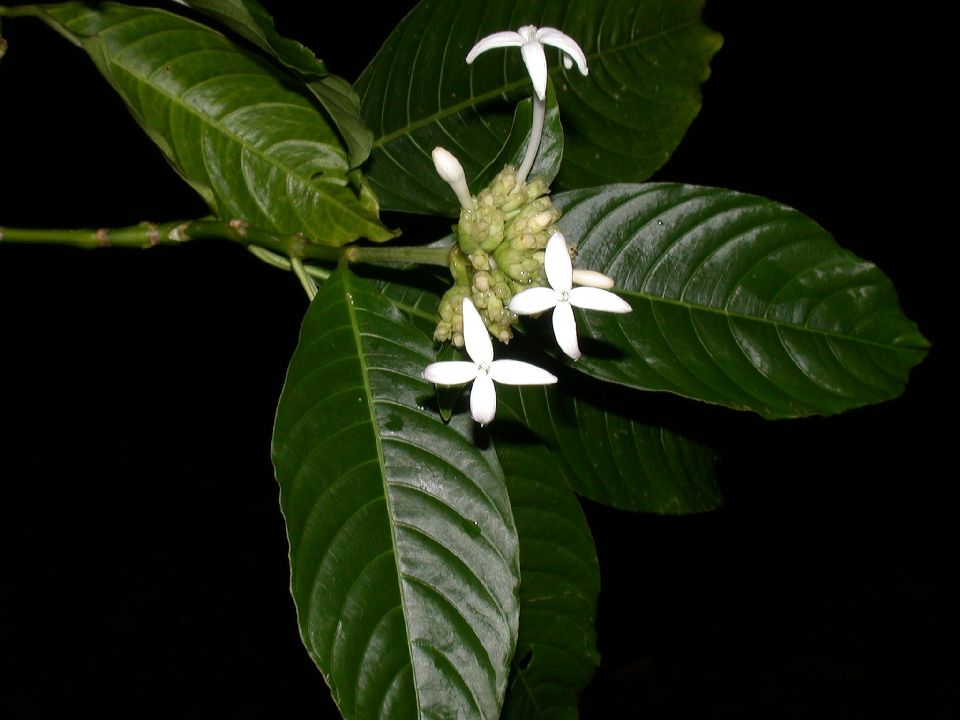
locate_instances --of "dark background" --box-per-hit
[0,2,949,718]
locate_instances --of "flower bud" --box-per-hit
[572,268,616,289]
[432,146,475,210]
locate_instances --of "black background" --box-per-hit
[0,2,949,718]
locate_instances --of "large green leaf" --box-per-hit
[356,0,720,214]
[498,382,720,514]
[272,268,520,719]
[552,184,930,418]
[27,2,390,245]
[174,0,374,165]
[493,435,599,719]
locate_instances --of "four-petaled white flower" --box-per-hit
[509,232,632,360]
[466,25,588,101]
[423,298,557,425]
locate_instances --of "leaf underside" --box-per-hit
[32,2,390,245]
[272,268,520,719]
[356,0,721,214]
[555,184,929,418]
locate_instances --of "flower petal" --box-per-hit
[569,287,632,313]
[489,359,558,386]
[544,232,573,292]
[461,298,493,365]
[423,361,479,386]
[536,27,589,76]
[552,300,581,360]
[520,39,549,100]
[466,31,523,64]
[508,286,559,315]
[470,372,497,425]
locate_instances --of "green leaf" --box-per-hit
[29,2,390,245]
[308,75,375,168]
[472,82,563,195]
[175,0,374,165]
[498,383,720,514]
[173,0,327,76]
[493,434,599,719]
[272,267,520,719]
[356,0,720,214]
[553,184,930,418]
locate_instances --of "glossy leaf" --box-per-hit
[308,75,375,168]
[356,0,720,214]
[173,0,327,76]
[498,382,720,514]
[492,433,599,720]
[553,184,930,418]
[176,0,374,165]
[29,2,390,245]
[272,268,520,719]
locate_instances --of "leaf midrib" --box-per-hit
[369,19,700,149]
[616,287,929,352]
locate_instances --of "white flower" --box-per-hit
[423,298,557,425]
[508,232,632,360]
[432,146,475,210]
[466,25,588,101]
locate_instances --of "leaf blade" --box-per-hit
[273,268,520,719]
[493,434,600,720]
[175,0,374,165]
[498,382,721,515]
[34,2,390,244]
[553,184,929,418]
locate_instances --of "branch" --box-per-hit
[0,219,452,267]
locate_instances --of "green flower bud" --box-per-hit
[448,245,471,286]
[473,271,491,293]
[469,250,491,271]
[434,285,471,343]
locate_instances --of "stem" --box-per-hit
[516,94,545,185]
[248,246,332,281]
[290,257,317,300]
[0,220,452,267]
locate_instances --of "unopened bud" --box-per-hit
[432,146,475,210]
[572,269,616,289]
[473,271,491,292]
[470,251,491,271]
[525,178,550,200]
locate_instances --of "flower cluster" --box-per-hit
[432,162,560,347]
[424,25,632,424]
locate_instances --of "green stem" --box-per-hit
[0,219,452,267]
[290,257,317,300]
